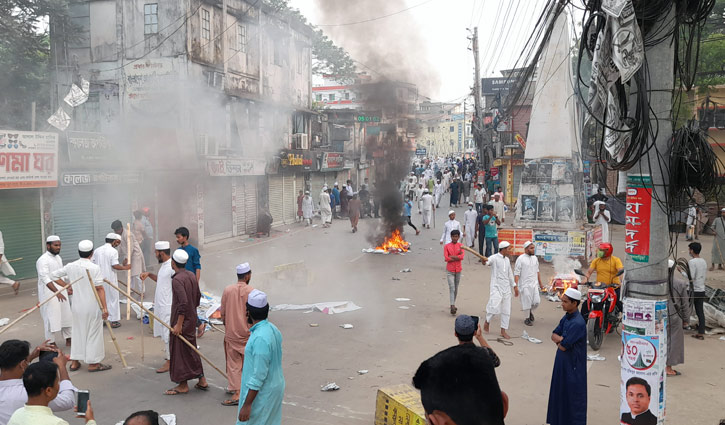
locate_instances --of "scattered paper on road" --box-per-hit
[358,370,368,375]
[400,268,412,273]
[521,331,542,344]
[395,298,411,302]
[0,318,9,327]
[340,324,354,329]
[587,354,606,361]
[272,301,362,315]
[321,382,340,391]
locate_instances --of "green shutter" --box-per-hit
[92,187,132,246]
[0,190,42,279]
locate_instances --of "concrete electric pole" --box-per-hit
[471,27,484,169]
[621,5,674,423]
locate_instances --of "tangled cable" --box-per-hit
[669,120,725,204]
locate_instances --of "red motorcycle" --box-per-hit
[574,269,623,350]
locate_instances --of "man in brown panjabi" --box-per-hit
[165,249,207,395]
[348,194,362,233]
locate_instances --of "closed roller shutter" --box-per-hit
[310,173,326,196]
[51,187,94,263]
[93,186,133,247]
[283,174,296,223]
[235,178,247,236]
[513,165,523,200]
[0,190,42,279]
[204,178,233,241]
[268,175,284,225]
[244,178,257,234]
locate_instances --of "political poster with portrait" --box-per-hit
[537,200,556,221]
[620,333,663,425]
[555,196,574,222]
[537,162,553,184]
[521,160,538,184]
[520,195,538,220]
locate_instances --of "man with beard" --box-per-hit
[140,241,173,373]
[165,249,207,395]
[35,236,72,347]
[237,289,285,425]
[93,233,131,329]
[514,241,543,326]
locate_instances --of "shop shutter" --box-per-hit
[235,178,247,236]
[51,187,95,263]
[283,174,296,223]
[93,186,133,247]
[243,178,257,234]
[0,190,42,279]
[268,175,284,225]
[204,178,233,241]
[513,165,523,200]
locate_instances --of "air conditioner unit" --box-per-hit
[292,133,308,150]
[197,134,218,156]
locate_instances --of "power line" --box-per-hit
[315,0,438,27]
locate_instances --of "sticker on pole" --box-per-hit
[625,174,652,262]
[622,335,657,370]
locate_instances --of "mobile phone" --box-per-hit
[76,390,90,416]
[38,350,58,363]
[471,315,480,330]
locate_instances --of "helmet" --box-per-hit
[598,243,613,258]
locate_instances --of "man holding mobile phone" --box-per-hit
[7,361,96,425]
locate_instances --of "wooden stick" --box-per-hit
[86,270,127,368]
[462,245,488,263]
[140,277,145,362]
[126,223,132,321]
[0,257,23,264]
[109,279,142,297]
[209,322,226,334]
[0,277,83,336]
[102,279,228,380]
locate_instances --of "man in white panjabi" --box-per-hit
[35,235,72,347]
[514,241,543,326]
[439,211,462,245]
[50,240,111,372]
[434,180,444,208]
[462,202,478,248]
[92,233,130,328]
[420,189,435,229]
[112,219,146,300]
[592,201,611,242]
[301,191,314,226]
[140,241,174,373]
[0,229,20,294]
[319,187,332,228]
[483,241,519,339]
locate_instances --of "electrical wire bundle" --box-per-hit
[669,120,725,203]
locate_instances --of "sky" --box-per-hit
[289,0,551,102]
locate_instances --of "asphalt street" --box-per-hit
[1,193,724,424]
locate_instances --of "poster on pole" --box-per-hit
[625,174,652,262]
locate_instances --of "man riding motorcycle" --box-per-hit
[581,243,624,320]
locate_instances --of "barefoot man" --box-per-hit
[165,249,207,395]
[484,241,519,339]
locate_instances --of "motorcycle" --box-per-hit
[574,268,624,350]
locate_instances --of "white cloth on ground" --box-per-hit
[514,253,541,311]
[36,251,72,341]
[51,258,106,364]
[92,243,121,322]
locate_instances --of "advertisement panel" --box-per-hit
[625,174,653,262]
[497,229,534,256]
[0,131,58,189]
[206,158,266,176]
[279,149,319,172]
[321,153,344,171]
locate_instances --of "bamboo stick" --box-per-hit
[102,278,228,380]
[0,257,24,264]
[140,278,145,362]
[209,322,226,334]
[461,245,488,263]
[126,223,132,320]
[107,279,142,297]
[0,277,83,336]
[86,270,128,368]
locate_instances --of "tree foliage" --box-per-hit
[264,0,356,81]
[695,0,725,91]
[0,0,71,130]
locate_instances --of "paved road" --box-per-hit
[1,195,723,424]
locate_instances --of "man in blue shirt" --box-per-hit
[237,289,285,425]
[174,226,203,337]
[477,205,500,257]
[403,196,420,235]
[332,183,341,219]
[547,288,587,425]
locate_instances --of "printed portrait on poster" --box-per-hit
[537,162,553,184]
[537,200,556,221]
[552,160,574,184]
[522,160,538,184]
[521,195,538,220]
[555,196,574,222]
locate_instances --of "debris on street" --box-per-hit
[340,324,354,329]
[321,382,340,391]
[272,301,361,315]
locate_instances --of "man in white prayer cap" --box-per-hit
[237,289,285,424]
[50,240,111,372]
[483,241,518,339]
[219,262,255,406]
[92,233,131,329]
[165,249,206,395]
[301,191,314,226]
[514,241,543,326]
[440,211,461,245]
[319,187,332,228]
[140,241,173,373]
[35,235,73,347]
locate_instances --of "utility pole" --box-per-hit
[471,27,484,168]
[621,5,674,423]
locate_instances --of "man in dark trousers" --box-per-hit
[546,288,587,425]
[165,249,207,395]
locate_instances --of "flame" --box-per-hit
[375,229,410,253]
[549,273,579,293]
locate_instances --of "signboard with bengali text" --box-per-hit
[206,158,266,176]
[0,130,58,189]
[625,174,652,262]
[497,229,534,256]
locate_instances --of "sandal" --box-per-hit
[164,388,188,395]
[110,321,121,329]
[692,334,704,340]
[88,364,112,372]
[524,318,533,326]
[221,399,239,406]
[194,383,209,391]
[667,370,682,376]
[69,362,81,372]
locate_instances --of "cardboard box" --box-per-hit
[374,384,426,425]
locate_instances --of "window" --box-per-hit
[201,9,210,40]
[344,92,350,100]
[329,94,335,101]
[236,24,246,52]
[144,4,158,35]
[450,126,454,132]
[316,94,322,101]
